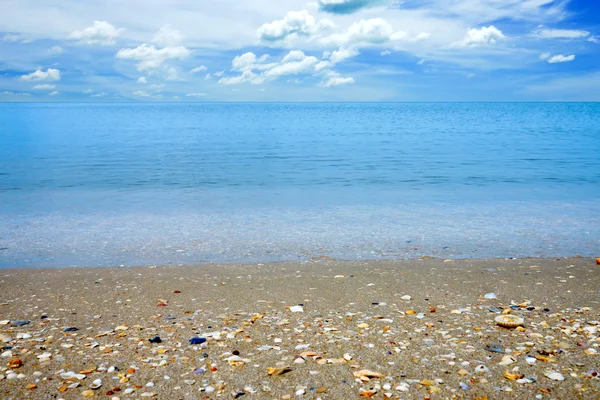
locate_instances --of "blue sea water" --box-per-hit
[0,102,599,268]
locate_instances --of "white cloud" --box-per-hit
[417,58,425,65]
[133,90,152,97]
[380,50,391,56]
[91,92,108,97]
[116,44,191,71]
[69,21,122,45]
[539,52,550,60]
[547,54,575,63]
[318,0,387,14]
[2,91,30,96]
[191,65,208,73]
[219,70,263,85]
[264,52,319,79]
[20,68,61,82]
[152,25,184,47]
[220,49,357,87]
[165,67,179,80]
[2,34,22,42]
[321,18,415,47]
[49,91,60,96]
[321,71,355,87]
[329,47,359,64]
[32,84,56,90]
[257,10,334,43]
[185,92,207,97]
[137,77,147,84]
[455,25,505,47]
[533,28,589,39]
[48,45,63,55]
[83,89,93,94]
[205,71,224,80]
[588,36,599,44]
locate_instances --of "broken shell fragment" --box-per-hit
[353,370,384,380]
[504,370,525,381]
[266,366,292,376]
[495,315,524,328]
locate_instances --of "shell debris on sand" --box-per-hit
[0,257,599,399]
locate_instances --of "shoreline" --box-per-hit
[1,254,597,271]
[1,257,599,398]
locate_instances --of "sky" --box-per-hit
[0,0,599,102]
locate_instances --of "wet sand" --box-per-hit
[1,257,599,399]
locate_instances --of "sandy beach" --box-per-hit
[1,257,599,399]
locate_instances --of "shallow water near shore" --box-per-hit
[1,103,599,268]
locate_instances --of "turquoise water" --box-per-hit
[0,103,599,267]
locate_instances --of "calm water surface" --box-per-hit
[1,103,599,267]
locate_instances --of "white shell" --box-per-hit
[90,379,102,389]
[544,371,565,381]
[495,315,524,328]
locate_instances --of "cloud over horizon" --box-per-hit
[0,0,599,101]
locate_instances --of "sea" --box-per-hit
[0,102,599,268]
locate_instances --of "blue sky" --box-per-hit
[1,0,599,102]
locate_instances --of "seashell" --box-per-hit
[504,370,524,381]
[495,315,524,328]
[474,365,489,374]
[353,370,384,380]
[484,293,497,299]
[90,378,102,389]
[544,371,565,381]
[266,366,292,376]
[499,355,516,366]
[400,295,412,301]
[596,257,600,265]
[0,334,12,343]
[289,305,303,313]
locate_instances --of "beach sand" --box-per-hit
[1,257,599,399]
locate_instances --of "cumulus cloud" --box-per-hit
[20,68,61,82]
[316,47,359,71]
[455,26,505,47]
[32,84,56,90]
[185,92,207,97]
[257,10,334,43]
[69,21,122,45]
[116,44,191,71]
[321,71,355,87]
[547,54,575,63]
[329,47,359,64]
[137,77,147,84]
[191,65,208,73]
[318,0,387,14]
[220,49,356,87]
[589,36,600,44]
[133,90,152,97]
[152,25,184,47]
[321,18,418,47]
[533,28,589,39]
[48,45,63,55]
[219,70,263,85]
